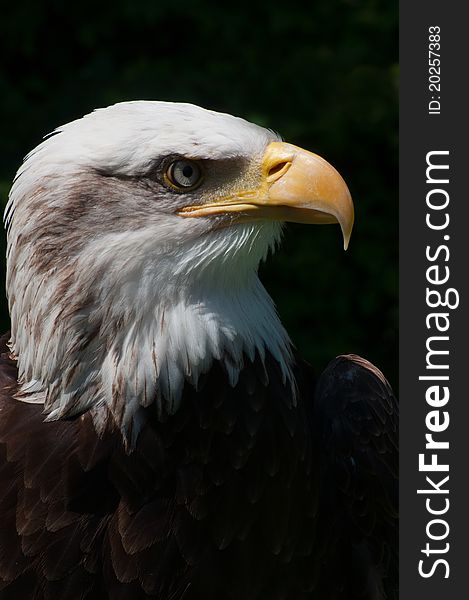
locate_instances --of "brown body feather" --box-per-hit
[0,334,397,599]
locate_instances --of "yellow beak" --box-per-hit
[177,141,354,250]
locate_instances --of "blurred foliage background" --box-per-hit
[0,0,397,387]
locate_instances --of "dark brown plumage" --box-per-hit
[0,334,397,599]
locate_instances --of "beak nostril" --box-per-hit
[268,162,288,176]
[267,161,291,181]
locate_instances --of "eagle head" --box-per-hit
[5,101,353,441]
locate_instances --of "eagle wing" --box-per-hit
[311,354,398,599]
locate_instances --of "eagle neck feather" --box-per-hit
[8,220,294,441]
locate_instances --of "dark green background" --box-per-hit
[0,0,397,387]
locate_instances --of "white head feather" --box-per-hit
[5,101,294,441]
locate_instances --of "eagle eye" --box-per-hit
[165,159,202,191]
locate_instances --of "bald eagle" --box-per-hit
[0,102,397,600]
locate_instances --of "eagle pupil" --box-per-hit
[182,165,193,179]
